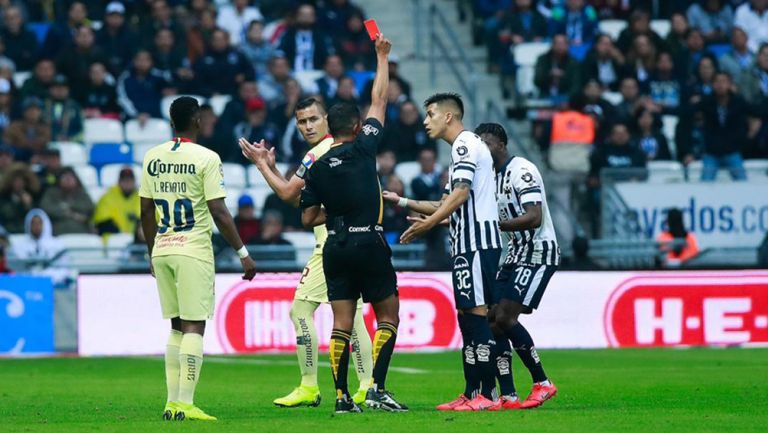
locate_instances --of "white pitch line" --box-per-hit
[200,357,430,374]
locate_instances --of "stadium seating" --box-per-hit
[245,185,273,217]
[106,233,135,259]
[160,95,206,120]
[57,234,111,268]
[745,159,768,181]
[647,160,684,183]
[222,163,248,189]
[132,142,155,164]
[649,19,671,38]
[224,187,243,214]
[394,161,421,196]
[12,71,31,89]
[84,118,124,146]
[208,94,232,116]
[281,231,316,264]
[86,186,105,203]
[89,142,133,168]
[53,141,88,167]
[597,19,627,40]
[125,118,173,147]
[73,165,100,189]
[513,42,551,97]
[99,163,141,187]
[686,160,732,182]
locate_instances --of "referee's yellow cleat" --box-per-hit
[162,402,177,421]
[352,388,368,405]
[173,402,217,421]
[273,385,322,407]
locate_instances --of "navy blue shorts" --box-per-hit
[451,249,501,310]
[494,262,557,310]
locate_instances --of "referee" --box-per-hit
[300,34,407,414]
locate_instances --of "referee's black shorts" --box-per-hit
[322,233,398,303]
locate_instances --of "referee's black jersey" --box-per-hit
[300,118,384,229]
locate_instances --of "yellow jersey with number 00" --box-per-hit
[138,138,226,264]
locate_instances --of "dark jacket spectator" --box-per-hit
[534,34,580,99]
[622,34,657,91]
[4,97,50,162]
[231,97,281,164]
[381,101,436,162]
[411,148,443,201]
[589,122,647,184]
[151,28,193,92]
[258,55,292,106]
[192,29,253,98]
[547,0,599,45]
[648,52,682,114]
[44,75,83,142]
[664,13,690,58]
[117,51,171,119]
[137,0,186,52]
[41,1,88,60]
[580,34,624,91]
[318,0,365,38]
[95,2,138,76]
[697,75,751,157]
[313,55,345,101]
[736,44,768,107]
[1,6,39,71]
[504,0,548,43]
[39,167,95,235]
[617,10,666,53]
[686,0,733,43]
[216,80,259,144]
[240,20,277,79]
[20,60,56,101]
[0,163,40,233]
[337,11,376,71]
[253,210,292,246]
[80,62,120,118]
[55,26,108,96]
[234,194,260,245]
[719,27,755,82]
[683,55,717,108]
[633,107,672,161]
[676,29,708,79]
[278,4,335,72]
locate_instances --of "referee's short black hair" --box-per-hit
[295,97,326,115]
[423,92,464,120]
[327,102,360,137]
[475,123,507,146]
[169,96,200,132]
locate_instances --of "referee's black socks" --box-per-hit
[507,322,548,383]
[330,329,352,399]
[372,322,398,391]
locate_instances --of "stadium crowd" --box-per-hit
[0,0,442,263]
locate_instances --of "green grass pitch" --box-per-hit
[1,349,766,433]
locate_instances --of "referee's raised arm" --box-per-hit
[365,33,392,126]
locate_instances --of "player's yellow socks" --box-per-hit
[329,329,352,399]
[351,309,373,390]
[177,333,204,405]
[372,322,398,391]
[290,300,320,387]
[165,330,183,403]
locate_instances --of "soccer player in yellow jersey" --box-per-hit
[237,98,374,407]
[140,96,257,421]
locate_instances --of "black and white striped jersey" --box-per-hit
[444,130,502,257]
[496,156,560,266]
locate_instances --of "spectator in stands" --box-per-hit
[240,20,277,79]
[665,12,690,58]
[10,209,66,267]
[218,80,259,140]
[697,72,749,181]
[231,97,280,164]
[581,79,616,134]
[623,34,658,91]
[411,148,443,201]
[138,0,185,52]
[534,34,580,101]
[648,51,682,114]
[0,144,13,179]
[581,33,624,91]
[657,208,700,267]
[117,50,171,120]
[197,104,229,155]
[684,54,718,107]
[4,97,50,162]
[677,28,707,78]
[262,166,303,230]
[633,107,672,161]
[278,3,335,72]
[588,122,647,188]
[547,0,599,46]
[20,59,56,101]
[614,76,642,123]
[92,167,139,236]
[676,110,707,165]
[259,55,292,106]
[33,148,61,192]
[502,0,548,44]
[151,28,194,93]
[1,6,39,71]
[686,0,734,43]
[590,0,633,20]
[361,55,412,104]
[734,0,768,53]
[313,55,345,102]
[381,175,409,238]
[328,75,359,107]
[56,26,107,94]
[0,78,13,137]
[0,163,40,233]
[44,75,83,142]
[269,78,304,160]
[253,210,292,246]
[736,43,768,107]
[234,194,260,245]
[96,2,137,76]
[186,7,218,65]
[41,1,88,60]
[319,0,365,38]
[377,150,397,187]
[617,9,665,54]
[337,11,376,71]
[719,27,755,82]
[382,100,436,162]
[216,0,263,46]
[0,54,15,88]
[193,29,254,98]
[39,167,94,235]
[80,62,120,119]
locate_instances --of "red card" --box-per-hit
[364,19,380,41]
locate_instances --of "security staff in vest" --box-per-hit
[299,34,407,412]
